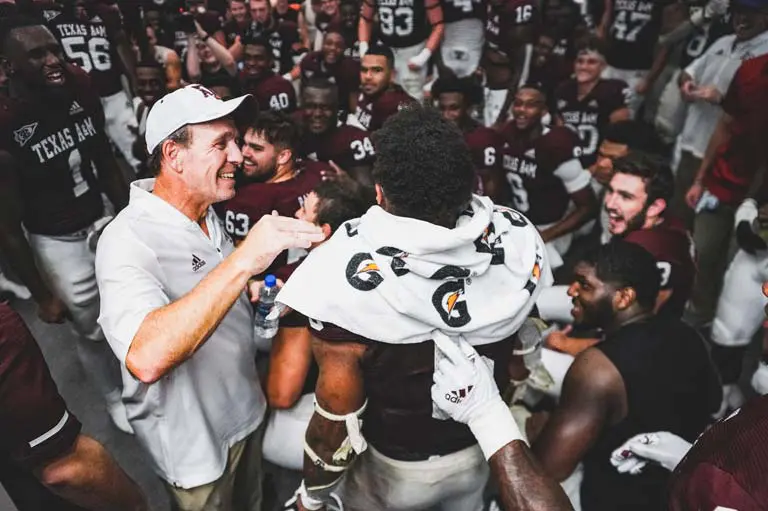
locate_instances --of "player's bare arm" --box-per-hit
[490,440,574,510]
[113,24,139,97]
[686,112,733,208]
[268,326,314,408]
[358,0,376,50]
[539,185,598,243]
[0,151,68,322]
[300,337,367,508]
[533,347,625,481]
[494,26,537,127]
[423,0,445,53]
[597,0,613,39]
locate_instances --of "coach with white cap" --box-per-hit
[94,84,325,511]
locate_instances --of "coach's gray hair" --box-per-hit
[146,125,192,176]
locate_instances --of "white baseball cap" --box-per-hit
[145,84,252,154]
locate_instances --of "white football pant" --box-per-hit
[441,19,484,78]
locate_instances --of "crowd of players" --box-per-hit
[1,0,768,509]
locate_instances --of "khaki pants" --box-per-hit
[166,427,264,511]
[686,203,738,327]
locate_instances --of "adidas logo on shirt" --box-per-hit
[588,99,599,108]
[192,254,206,272]
[69,101,84,115]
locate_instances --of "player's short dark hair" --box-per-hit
[612,150,674,207]
[136,58,163,71]
[323,27,345,41]
[301,77,339,104]
[0,15,45,53]
[431,75,483,106]
[582,239,661,312]
[315,178,375,232]
[518,82,549,104]
[576,35,608,59]
[241,34,272,56]
[365,43,395,68]
[147,125,192,176]
[247,110,302,155]
[200,72,239,93]
[603,120,665,156]
[372,105,474,227]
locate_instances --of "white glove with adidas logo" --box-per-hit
[431,332,525,460]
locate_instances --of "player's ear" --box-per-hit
[375,183,386,207]
[647,198,666,220]
[277,148,292,166]
[614,286,637,311]
[320,223,332,239]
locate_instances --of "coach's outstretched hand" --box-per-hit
[237,212,325,276]
[610,432,692,474]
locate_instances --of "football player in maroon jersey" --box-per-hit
[0,17,130,431]
[432,75,510,205]
[554,37,631,168]
[300,78,375,187]
[482,0,540,127]
[358,0,444,102]
[354,43,416,131]
[501,84,598,270]
[46,0,142,173]
[214,111,329,280]
[239,34,297,112]
[286,29,360,114]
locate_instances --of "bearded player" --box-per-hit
[501,83,598,270]
[46,0,141,173]
[432,75,510,205]
[215,111,330,281]
[0,17,130,430]
[554,36,632,169]
[299,78,375,187]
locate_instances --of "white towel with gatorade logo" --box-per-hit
[277,195,553,346]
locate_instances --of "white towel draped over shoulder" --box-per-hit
[277,195,553,346]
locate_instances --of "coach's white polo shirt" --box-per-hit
[95,178,265,489]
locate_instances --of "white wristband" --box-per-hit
[410,48,433,68]
[359,41,369,58]
[735,198,759,226]
[297,481,324,511]
[468,398,525,460]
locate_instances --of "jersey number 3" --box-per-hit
[61,36,111,73]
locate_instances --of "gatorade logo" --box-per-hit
[432,280,471,327]
[345,252,383,291]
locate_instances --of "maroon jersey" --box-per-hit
[0,67,105,235]
[441,0,485,24]
[464,123,505,195]
[302,125,375,170]
[623,217,695,319]
[310,319,515,460]
[241,72,297,113]
[527,55,571,105]
[555,78,630,167]
[706,54,768,206]
[275,7,300,27]
[355,85,415,131]
[486,0,538,57]
[45,4,124,97]
[299,51,360,104]
[669,395,768,511]
[215,161,327,279]
[501,125,585,225]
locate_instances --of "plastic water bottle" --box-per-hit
[254,275,280,339]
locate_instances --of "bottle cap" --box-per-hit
[264,275,277,288]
